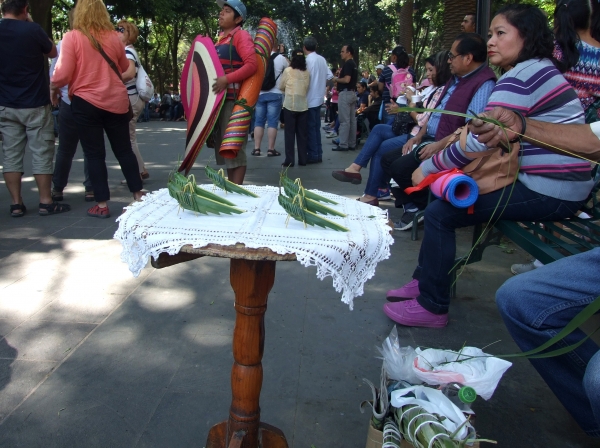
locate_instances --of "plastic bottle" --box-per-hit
[442,383,477,414]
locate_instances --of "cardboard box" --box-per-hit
[365,422,480,448]
[365,423,383,448]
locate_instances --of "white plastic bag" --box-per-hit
[377,326,421,384]
[412,347,512,400]
[391,385,472,440]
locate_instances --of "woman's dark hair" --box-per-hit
[369,85,379,94]
[358,81,368,90]
[554,0,592,71]
[431,50,452,86]
[291,49,306,70]
[592,0,600,40]
[495,4,555,69]
[391,46,409,69]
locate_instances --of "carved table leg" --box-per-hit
[206,259,288,448]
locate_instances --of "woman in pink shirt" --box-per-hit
[50,0,144,219]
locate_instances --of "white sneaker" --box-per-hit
[510,262,537,275]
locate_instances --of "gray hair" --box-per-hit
[303,36,317,52]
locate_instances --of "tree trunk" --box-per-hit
[171,22,179,90]
[398,0,413,54]
[29,0,54,36]
[441,0,476,50]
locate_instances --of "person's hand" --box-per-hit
[385,99,399,115]
[418,140,444,160]
[412,166,426,186]
[468,107,521,147]
[212,76,228,94]
[405,89,414,103]
[402,136,421,155]
[50,85,60,107]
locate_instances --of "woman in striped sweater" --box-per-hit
[383,4,595,328]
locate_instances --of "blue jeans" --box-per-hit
[496,248,600,436]
[413,181,585,314]
[307,106,322,161]
[353,124,409,196]
[255,92,283,128]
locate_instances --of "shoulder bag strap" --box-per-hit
[89,34,124,82]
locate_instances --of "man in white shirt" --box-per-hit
[303,35,333,164]
[252,40,288,156]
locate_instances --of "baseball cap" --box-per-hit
[375,64,385,70]
[216,0,247,21]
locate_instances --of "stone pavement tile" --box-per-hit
[0,319,21,338]
[0,320,96,362]
[295,298,385,404]
[135,390,230,448]
[136,392,297,448]
[292,398,367,448]
[0,287,55,321]
[0,355,57,423]
[30,294,128,325]
[0,331,189,447]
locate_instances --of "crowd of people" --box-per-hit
[1,0,599,439]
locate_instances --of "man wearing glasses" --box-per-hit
[407,33,496,160]
[381,33,496,231]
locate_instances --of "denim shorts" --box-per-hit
[0,104,55,174]
[254,92,283,129]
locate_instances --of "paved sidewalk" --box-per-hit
[0,121,596,447]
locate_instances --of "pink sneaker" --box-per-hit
[383,299,448,328]
[386,279,420,302]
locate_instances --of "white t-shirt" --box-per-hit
[260,52,289,95]
[124,45,139,95]
[50,41,70,105]
[305,51,334,108]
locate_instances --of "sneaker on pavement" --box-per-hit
[383,299,448,328]
[386,279,420,301]
[510,261,537,275]
[87,204,111,219]
[394,211,423,231]
[376,188,391,201]
[332,138,340,145]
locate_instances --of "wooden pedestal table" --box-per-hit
[151,243,297,448]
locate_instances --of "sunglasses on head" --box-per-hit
[116,26,125,33]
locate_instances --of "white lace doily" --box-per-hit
[114,185,394,309]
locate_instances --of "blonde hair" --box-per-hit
[117,20,139,46]
[72,0,113,44]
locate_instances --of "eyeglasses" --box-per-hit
[447,51,463,61]
[116,27,125,33]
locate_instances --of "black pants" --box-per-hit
[52,99,92,193]
[283,108,308,165]
[329,102,338,125]
[381,147,429,210]
[70,96,142,202]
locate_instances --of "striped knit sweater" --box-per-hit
[421,58,594,201]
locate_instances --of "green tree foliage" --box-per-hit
[44,0,558,95]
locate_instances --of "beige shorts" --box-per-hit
[213,100,247,169]
[0,104,55,174]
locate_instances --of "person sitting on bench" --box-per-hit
[383,4,595,328]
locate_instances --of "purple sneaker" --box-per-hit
[386,279,420,302]
[383,299,448,328]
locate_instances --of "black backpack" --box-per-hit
[261,53,281,91]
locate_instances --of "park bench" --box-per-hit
[448,174,600,298]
